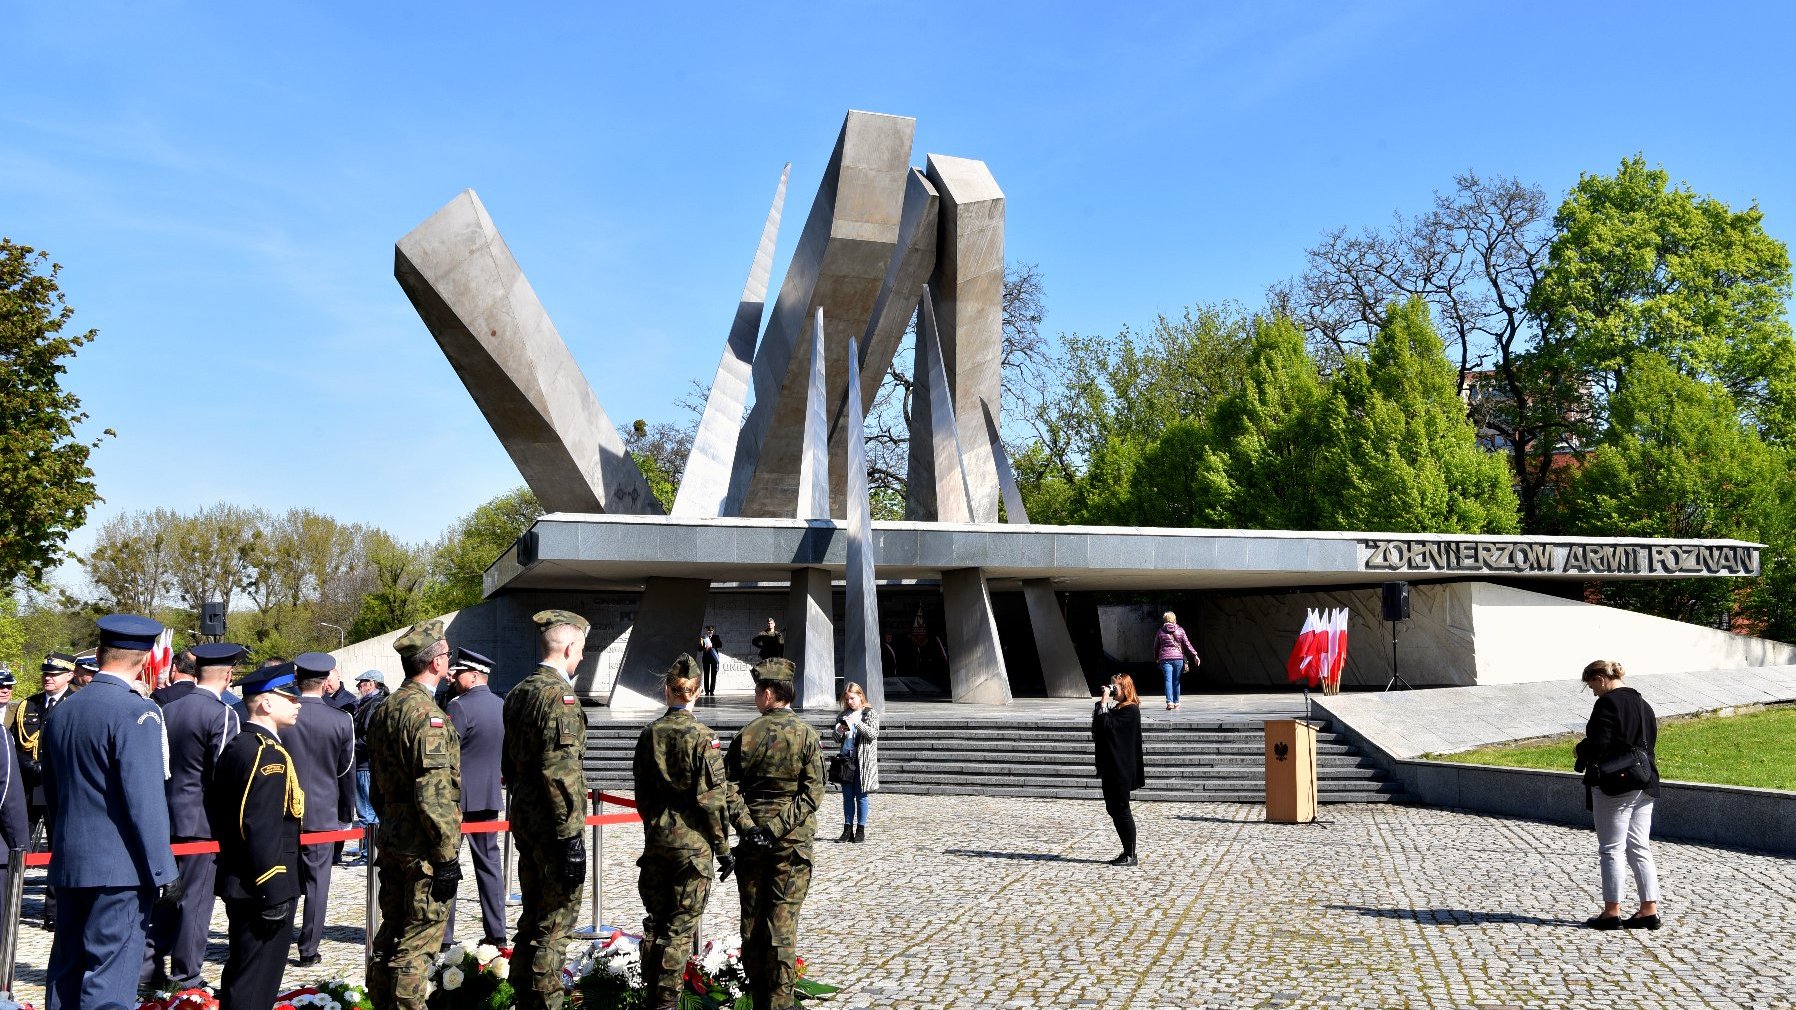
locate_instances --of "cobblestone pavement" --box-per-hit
[8,796,1794,1008]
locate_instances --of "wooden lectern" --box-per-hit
[1264,719,1318,823]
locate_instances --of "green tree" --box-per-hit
[1530,155,1796,435]
[350,531,433,640]
[82,508,178,613]
[427,487,543,613]
[1314,299,1520,534]
[1,239,111,584]
[1557,354,1789,625]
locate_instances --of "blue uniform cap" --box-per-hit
[0,668,14,688]
[294,652,338,677]
[75,655,99,671]
[238,662,300,699]
[450,647,494,676]
[96,613,164,651]
[191,642,249,666]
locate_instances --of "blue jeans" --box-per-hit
[841,781,871,826]
[354,766,378,827]
[1160,659,1185,704]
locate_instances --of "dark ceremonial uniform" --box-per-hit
[366,637,462,1010]
[286,692,355,961]
[42,616,179,1010]
[502,612,591,1010]
[148,683,241,986]
[151,679,197,707]
[725,660,824,1010]
[634,688,733,1008]
[11,665,73,926]
[445,671,506,944]
[0,705,28,918]
[209,723,303,1010]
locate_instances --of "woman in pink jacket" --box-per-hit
[1154,611,1199,710]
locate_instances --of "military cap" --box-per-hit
[42,652,77,675]
[664,653,700,684]
[191,642,249,667]
[450,647,494,676]
[75,655,100,672]
[238,662,300,699]
[0,668,14,688]
[532,609,590,633]
[393,619,447,660]
[96,613,163,651]
[294,651,338,678]
[354,668,385,684]
[750,657,797,684]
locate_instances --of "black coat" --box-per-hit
[208,724,301,906]
[1092,703,1145,790]
[1575,686,1660,797]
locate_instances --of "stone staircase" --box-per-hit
[582,712,1401,804]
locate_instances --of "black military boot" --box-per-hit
[835,824,854,843]
[853,824,866,843]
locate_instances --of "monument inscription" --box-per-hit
[1360,538,1760,577]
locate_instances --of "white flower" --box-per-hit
[344,992,363,1005]
[491,958,510,980]
[442,966,464,991]
[475,943,501,966]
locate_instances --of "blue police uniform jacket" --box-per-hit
[0,720,27,862]
[161,685,240,839]
[43,671,178,889]
[285,696,356,830]
[446,684,505,812]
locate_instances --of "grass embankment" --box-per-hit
[1432,704,1796,791]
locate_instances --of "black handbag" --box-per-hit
[1596,746,1653,790]
[827,753,857,786]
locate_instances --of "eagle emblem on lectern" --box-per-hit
[1273,741,1289,762]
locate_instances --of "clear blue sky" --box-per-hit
[7,1,1795,591]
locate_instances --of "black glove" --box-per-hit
[561,834,586,890]
[156,873,185,907]
[715,851,735,881]
[259,897,293,923]
[429,859,462,903]
[735,826,773,854]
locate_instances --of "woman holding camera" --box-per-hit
[1092,673,1145,866]
[832,681,880,843]
[1573,660,1662,930]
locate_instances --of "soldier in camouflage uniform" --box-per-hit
[365,620,463,1010]
[633,654,739,1010]
[502,609,593,1010]
[725,657,825,1010]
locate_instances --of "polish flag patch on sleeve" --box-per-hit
[429,717,445,728]
[563,695,579,705]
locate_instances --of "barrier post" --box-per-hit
[1,848,25,997]
[363,825,379,959]
[502,792,520,906]
[575,792,604,939]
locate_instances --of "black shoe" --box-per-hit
[834,825,854,843]
[481,936,510,947]
[145,961,172,992]
[294,953,322,968]
[41,918,54,931]
[1584,914,1623,930]
[853,824,866,843]
[1622,913,1662,930]
[1107,853,1138,866]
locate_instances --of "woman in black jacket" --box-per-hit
[1572,660,1662,930]
[1092,673,1146,866]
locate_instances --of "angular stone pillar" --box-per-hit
[607,577,712,710]
[907,290,976,523]
[394,190,659,516]
[785,567,836,710]
[942,567,1012,705]
[842,336,884,710]
[673,164,790,518]
[924,155,1006,523]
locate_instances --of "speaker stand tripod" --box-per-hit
[1383,618,1413,692]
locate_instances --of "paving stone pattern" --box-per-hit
[7,796,1793,1008]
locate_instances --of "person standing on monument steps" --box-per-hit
[633,654,738,1010]
[445,647,508,948]
[41,614,181,1010]
[144,642,245,991]
[366,620,464,1010]
[285,652,357,969]
[502,610,593,1010]
[725,657,824,1010]
[208,664,305,1010]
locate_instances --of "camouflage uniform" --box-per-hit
[365,622,463,1010]
[633,656,734,1007]
[502,609,592,1010]
[725,659,825,1010]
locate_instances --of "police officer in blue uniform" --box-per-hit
[444,647,508,947]
[284,651,355,969]
[0,667,28,910]
[145,641,246,990]
[42,613,181,1010]
[209,664,304,1010]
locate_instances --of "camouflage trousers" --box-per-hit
[735,843,813,1010]
[513,833,582,1010]
[368,852,451,1010]
[637,847,714,1007]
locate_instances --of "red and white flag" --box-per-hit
[145,628,175,689]
[1325,608,1350,689]
[1285,609,1321,686]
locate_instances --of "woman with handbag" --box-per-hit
[831,682,880,843]
[1572,660,1663,930]
[1153,612,1199,710]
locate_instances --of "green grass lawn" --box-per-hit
[1431,704,1796,791]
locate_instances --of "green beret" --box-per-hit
[751,657,797,684]
[532,609,591,633]
[664,653,700,684]
[393,619,447,660]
